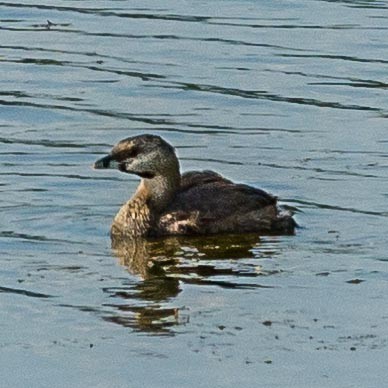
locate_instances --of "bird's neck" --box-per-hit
[111,170,180,238]
[142,172,181,212]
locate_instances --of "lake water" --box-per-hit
[1,0,388,387]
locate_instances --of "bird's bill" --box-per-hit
[93,155,119,169]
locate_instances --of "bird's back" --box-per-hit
[158,170,293,235]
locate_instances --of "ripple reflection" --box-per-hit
[100,234,281,334]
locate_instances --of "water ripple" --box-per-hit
[288,199,388,217]
[153,81,382,112]
[0,285,54,299]
[1,1,388,381]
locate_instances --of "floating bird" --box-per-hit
[94,134,296,238]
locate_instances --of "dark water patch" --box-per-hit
[181,278,273,289]
[0,44,175,69]
[79,64,165,81]
[0,171,120,181]
[278,52,388,65]
[87,12,208,23]
[0,230,59,242]
[346,278,365,284]
[0,151,37,155]
[0,187,48,193]
[0,136,109,149]
[0,203,33,210]
[0,57,166,81]
[18,58,70,67]
[266,69,388,90]
[316,271,331,277]
[183,124,302,134]
[196,37,310,52]
[0,285,54,298]
[320,0,388,9]
[104,279,181,304]
[0,99,177,126]
[0,230,96,247]
[0,96,332,133]
[308,176,343,182]
[58,303,103,314]
[31,20,71,29]
[181,157,244,166]
[45,163,81,167]
[154,81,382,112]
[322,148,388,156]
[176,145,208,149]
[35,265,85,273]
[102,311,178,335]
[0,20,71,31]
[170,264,260,278]
[0,2,211,23]
[287,199,388,217]
[208,21,365,30]
[0,18,23,22]
[0,90,30,98]
[0,2,113,15]
[258,162,383,179]
[312,244,367,255]
[309,80,388,89]
[151,125,299,135]
[71,30,310,53]
[82,79,119,84]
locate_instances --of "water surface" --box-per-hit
[1,1,388,387]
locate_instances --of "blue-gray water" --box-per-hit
[1,1,388,387]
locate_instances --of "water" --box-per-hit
[1,0,388,386]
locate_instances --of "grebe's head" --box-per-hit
[94,134,179,179]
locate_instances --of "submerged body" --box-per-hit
[94,134,296,238]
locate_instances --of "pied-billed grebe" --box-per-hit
[94,134,296,238]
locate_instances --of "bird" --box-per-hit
[94,134,296,238]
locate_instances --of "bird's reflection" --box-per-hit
[104,234,271,334]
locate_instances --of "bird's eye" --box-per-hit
[128,147,139,158]
[112,146,140,163]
